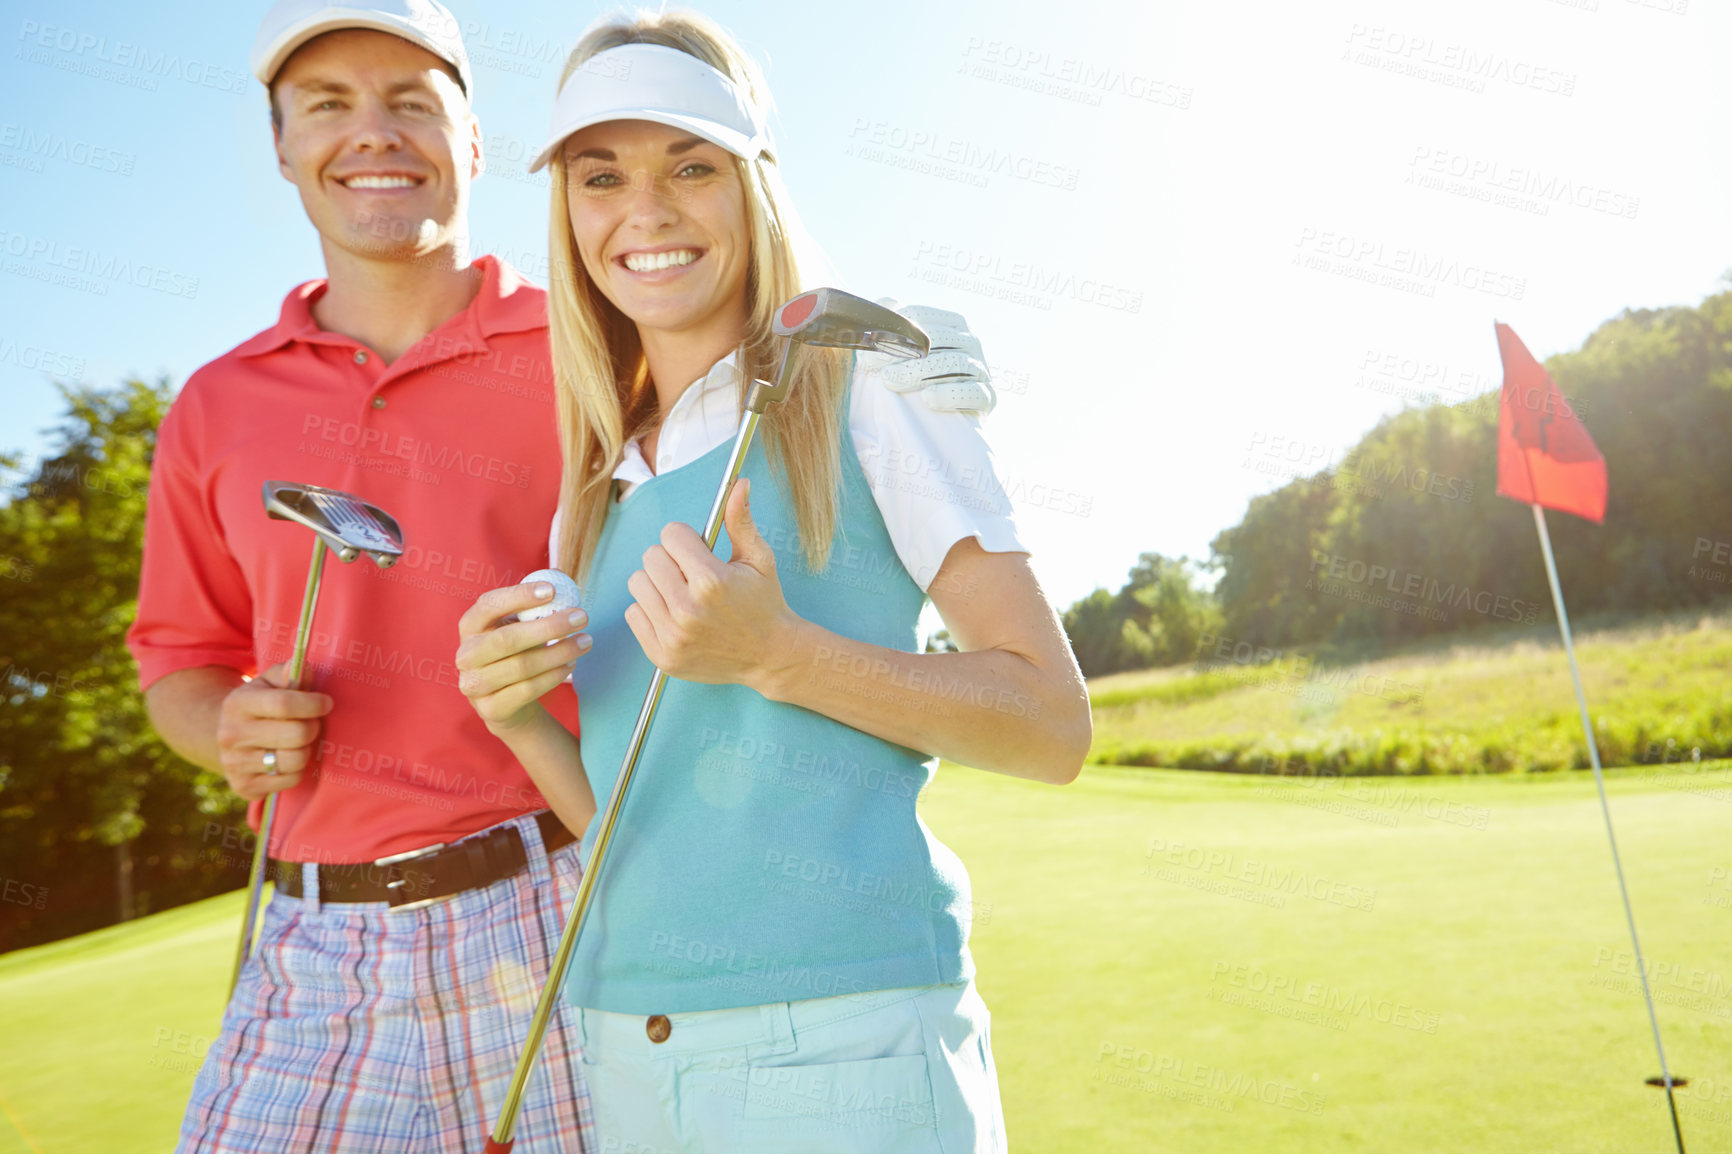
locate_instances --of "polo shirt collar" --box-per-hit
[233,254,542,359]
[672,350,744,415]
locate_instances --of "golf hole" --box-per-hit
[1644,1076,1688,1088]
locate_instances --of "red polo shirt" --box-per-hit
[127,256,579,864]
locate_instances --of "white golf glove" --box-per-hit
[859,300,997,416]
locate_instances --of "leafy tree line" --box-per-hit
[0,380,246,952]
[1060,554,1220,677]
[1064,289,1732,675]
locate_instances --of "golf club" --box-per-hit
[482,289,928,1152]
[228,482,405,996]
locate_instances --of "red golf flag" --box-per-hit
[1493,322,1606,523]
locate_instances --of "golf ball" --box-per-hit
[517,568,582,621]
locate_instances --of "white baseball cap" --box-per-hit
[251,0,474,95]
[527,42,771,174]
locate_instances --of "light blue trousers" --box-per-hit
[569,981,1008,1153]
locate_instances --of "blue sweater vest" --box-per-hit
[564,415,974,1013]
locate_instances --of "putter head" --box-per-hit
[751,288,931,411]
[262,481,405,568]
[771,288,930,357]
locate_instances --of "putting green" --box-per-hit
[2,764,1728,1152]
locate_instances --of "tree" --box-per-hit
[0,379,243,952]
[1061,554,1220,677]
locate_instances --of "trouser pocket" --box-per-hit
[743,1052,937,1127]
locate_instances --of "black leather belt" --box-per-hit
[272,810,576,909]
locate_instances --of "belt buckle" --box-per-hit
[375,842,446,912]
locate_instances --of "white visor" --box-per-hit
[528,42,771,174]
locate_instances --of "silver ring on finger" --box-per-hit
[262,749,279,776]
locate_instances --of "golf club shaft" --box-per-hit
[487,383,781,1149]
[229,537,328,995]
[284,537,328,692]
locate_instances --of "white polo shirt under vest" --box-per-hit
[604,351,1027,588]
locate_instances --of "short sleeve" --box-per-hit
[849,368,1028,593]
[125,397,257,689]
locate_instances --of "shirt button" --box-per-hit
[354,350,369,364]
[371,396,387,410]
[645,1014,672,1043]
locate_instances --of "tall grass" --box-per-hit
[1087,608,1732,776]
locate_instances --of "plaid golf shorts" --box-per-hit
[177,811,594,1153]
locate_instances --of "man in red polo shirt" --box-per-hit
[126,3,596,1150]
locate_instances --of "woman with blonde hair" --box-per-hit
[456,10,1091,1150]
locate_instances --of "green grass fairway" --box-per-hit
[3,765,1730,1152]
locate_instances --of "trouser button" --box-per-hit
[646,1014,672,1043]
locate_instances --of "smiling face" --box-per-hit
[561,118,752,349]
[272,29,480,262]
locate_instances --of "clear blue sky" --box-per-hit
[3,0,1728,606]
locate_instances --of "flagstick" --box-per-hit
[1531,502,1685,1153]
